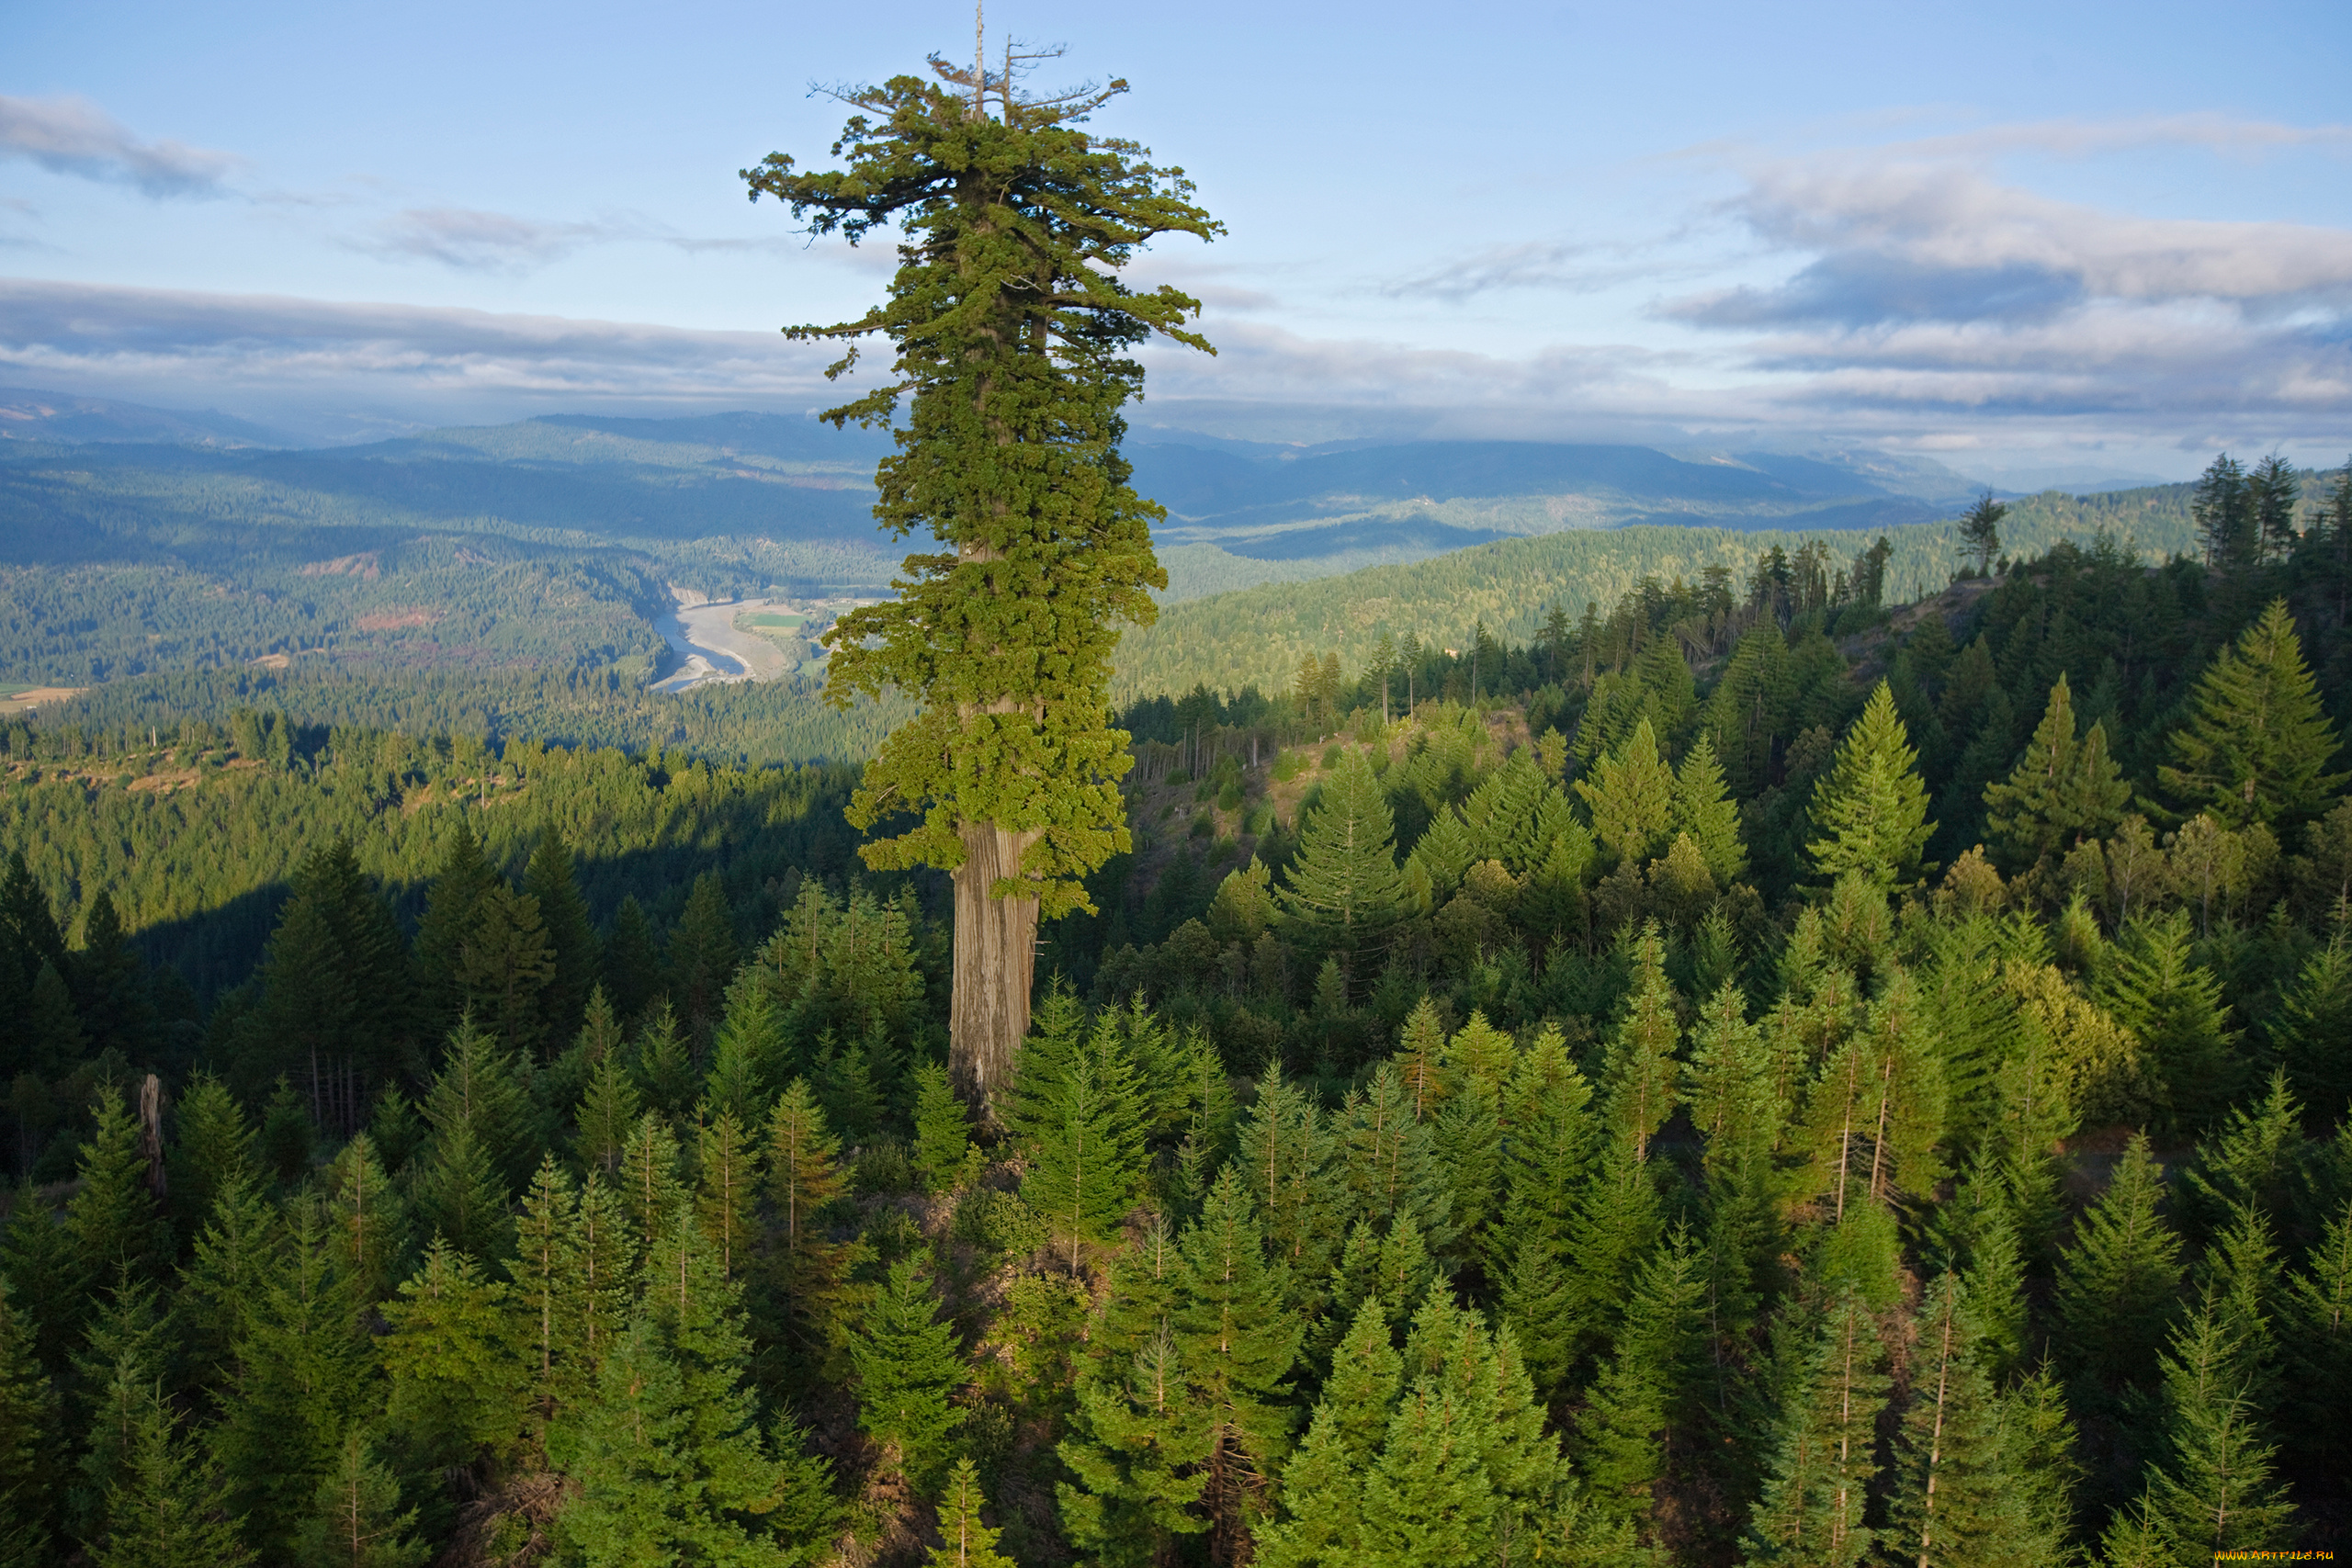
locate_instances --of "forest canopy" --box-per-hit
[0,446,2347,1565]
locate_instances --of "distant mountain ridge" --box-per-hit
[0,386,294,448]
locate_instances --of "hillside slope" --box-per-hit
[1111,483,2199,698]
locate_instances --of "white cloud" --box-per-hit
[0,95,239,197]
[0,276,846,407]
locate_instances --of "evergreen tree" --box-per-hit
[2055,1134,2183,1418]
[523,826,596,1043]
[1057,1326,1213,1568]
[2175,1070,2305,1242]
[1982,673,2130,870]
[423,1014,534,1188]
[2117,1296,2296,1561]
[1257,1297,1401,1568]
[1806,681,1936,888]
[325,1133,408,1312]
[1233,1063,1339,1306]
[2157,600,2346,829]
[71,1270,167,1551]
[65,1085,165,1293]
[1671,731,1748,885]
[412,821,498,1040]
[1577,716,1676,864]
[379,1237,527,1473]
[707,983,786,1126]
[599,895,666,1026]
[1571,1232,1705,1537]
[2272,941,2352,1130]
[90,1381,251,1568]
[667,871,740,1039]
[164,1073,256,1254]
[2281,1195,2352,1482]
[910,1061,972,1193]
[2192,452,2257,572]
[556,1298,830,1566]
[574,991,641,1175]
[1960,491,2006,575]
[1883,1274,2064,1568]
[169,1169,274,1406]
[1739,1289,1887,1568]
[0,1282,54,1565]
[1600,921,1681,1163]
[750,62,1219,1109]
[513,1156,576,1425]
[213,1198,374,1561]
[763,1081,854,1381]
[695,1108,758,1281]
[1356,1294,1562,1568]
[1172,1166,1305,1559]
[1497,1035,1598,1398]
[1012,999,1146,1271]
[410,1118,512,1265]
[1275,750,1408,976]
[631,1002,696,1120]
[851,1258,967,1495]
[930,1458,1017,1568]
[616,1111,688,1263]
[457,882,559,1061]
[74,890,153,1062]
[291,1427,427,1568]
[2100,912,2237,1133]
[559,1173,634,1403]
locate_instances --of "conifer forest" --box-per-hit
[5,45,2352,1568]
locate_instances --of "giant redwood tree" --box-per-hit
[743,43,1220,1112]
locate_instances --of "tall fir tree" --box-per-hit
[1982,673,2131,870]
[522,827,596,1045]
[1577,717,1677,865]
[213,1197,375,1562]
[1275,750,1408,977]
[89,1381,251,1568]
[851,1258,967,1495]
[379,1237,527,1473]
[2112,1294,2295,1562]
[1256,1297,1401,1568]
[1671,731,1748,886]
[910,1061,972,1194]
[1882,1275,2066,1568]
[412,821,498,1043]
[291,1427,428,1568]
[667,871,741,1042]
[1805,681,1936,889]
[555,1224,833,1567]
[1057,1325,1213,1568]
[1571,1232,1706,1538]
[1739,1288,1888,1568]
[456,883,559,1062]
[930,1458,1017,1568]
[1010,995,1146,1270]
[2157,600,2346,829]
[1600,921,1682,1164]
[0,1280,55,1565]
[1172,1165,1305,1562]
[762,1080,854,1382]
[2192,452,2257,569]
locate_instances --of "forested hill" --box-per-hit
[1,480,2349,1566]
[1111,482,2204,700]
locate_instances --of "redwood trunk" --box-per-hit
[951,821,1041,1121]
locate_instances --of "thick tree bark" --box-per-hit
[951,821,1041,1121]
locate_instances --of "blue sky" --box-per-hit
[4,0,2348,479]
